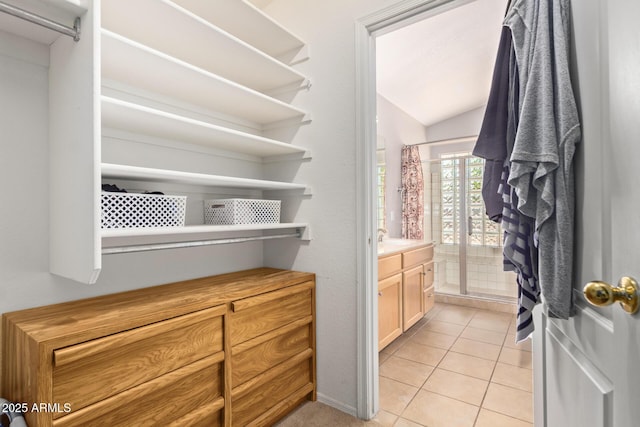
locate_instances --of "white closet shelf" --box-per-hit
[173,0,305,60]
[102,97,308,158]
[101,30,307,126]
[102,163,309,192]
[102,0,305,93]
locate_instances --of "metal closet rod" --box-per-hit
[0,1,81,41]
[102,231,302,255]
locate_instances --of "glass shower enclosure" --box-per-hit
[424,154,517,301]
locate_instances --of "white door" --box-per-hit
[534,0,640,426]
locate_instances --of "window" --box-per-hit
[440,154,501,247]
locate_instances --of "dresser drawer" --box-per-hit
[378,254,401,279]
[52,305,225,415]
[232,357,313,427]
[231,281,313,346]
[402,245,433,268]
[53,354,224,427]
[232,322,312,387]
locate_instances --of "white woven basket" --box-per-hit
[101,192,187,228]
[204,199,281,225]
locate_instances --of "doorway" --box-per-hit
[355,0,514,419]
[373,0,515,303]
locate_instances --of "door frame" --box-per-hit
[355,0,477,419]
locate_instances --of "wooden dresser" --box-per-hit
[1,268,316,427]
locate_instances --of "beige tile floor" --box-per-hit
[276,302,533,427]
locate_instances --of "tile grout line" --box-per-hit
[396,309,478,425]
[381,303,533,427]
[384,309,467,426]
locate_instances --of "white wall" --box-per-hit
[425,105,485,142]
[260,0,412,414]
[376,94,428,237]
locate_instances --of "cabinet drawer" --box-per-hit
[424,261,434,287]
[424,285,435,314]
[52,305,225,414]
[232,358,313,427]
[53,354,224,427]
[378,254,401,279]
[402,245,433,268]
[231,281,313,346]
[233,322,312,387]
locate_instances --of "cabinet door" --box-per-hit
[378,273,402,351]
[402,265,424,331]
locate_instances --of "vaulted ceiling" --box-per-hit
[376,0,507,127]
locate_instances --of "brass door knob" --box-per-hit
[583,276,639,314]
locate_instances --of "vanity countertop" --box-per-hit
[377,239,433,256]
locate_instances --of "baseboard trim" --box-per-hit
[316,393,358,418]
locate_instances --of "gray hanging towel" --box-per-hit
[505,0,581,320]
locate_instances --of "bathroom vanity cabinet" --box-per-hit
[1,268,315,427]
[378,242,434,351]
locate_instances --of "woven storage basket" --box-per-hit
[204,199,281,225]
[101,192,187,228]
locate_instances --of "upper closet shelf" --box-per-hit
[101,0,306,93]
[172,0,306,60]
[101,30,308,126]
[102,163,309,193]
[102,97,308,158]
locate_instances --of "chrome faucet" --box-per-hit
[377,228,387,243]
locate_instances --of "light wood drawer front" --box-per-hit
[424,285,435,314]
[233,322,311,387]
[378,254,401,279]
[424,261,434,287]
[402,246,433,268]
[53,305,225,414]
[53,354,224,427]
[231,282,313,346]
[232,359,312,427]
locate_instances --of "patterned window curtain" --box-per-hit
[401,145,424,240]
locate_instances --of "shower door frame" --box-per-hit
[457,155,469,295]
[431,153,513,301]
